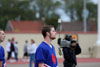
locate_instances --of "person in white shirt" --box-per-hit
[6,39,11,60]
[29,39,37,67]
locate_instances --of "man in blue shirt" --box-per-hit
[35,25,58,67]
[0,29,6,67]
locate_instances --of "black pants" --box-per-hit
[64,62,76,67]
[7,52,11,60]
[15,53,18,61]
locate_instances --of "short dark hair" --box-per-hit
[42,25,54,38]
[0,28,3,34]
[31,39,35,43]
[0,28,3,31]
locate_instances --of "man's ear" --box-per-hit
[46,32,50,36]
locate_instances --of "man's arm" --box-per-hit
[0,61,3,67]
[75,43,81,55]
[38,63,44,67]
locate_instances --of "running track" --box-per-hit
[6,58,100,65]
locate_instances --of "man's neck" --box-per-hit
[44,37,51,45]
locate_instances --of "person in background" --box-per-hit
[14,41,18,61]
[6,39,11,61]
[10,37,15,59]
[35,25,58,67]
[23,40,29,61]
[62,35,81,67]
[29,39,37,67]
[0,29,6,67]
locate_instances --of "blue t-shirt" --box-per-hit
[35,42,58,67]
[0,45,6,67]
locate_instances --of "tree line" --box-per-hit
[0,0,97,30]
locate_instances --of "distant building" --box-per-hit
[5,20,97,33]
[56,21,97,32]
[5,20,43,33]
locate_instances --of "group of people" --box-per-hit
[6,37,18,61]
[23,39,37,67]
[22,39,37,67]
[6,38,37,67]
[0,25,81,67]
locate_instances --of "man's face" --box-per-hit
[49,27,56,40]
[0,30,5,42]
[71,42,77,46]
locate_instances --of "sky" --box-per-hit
[60,0,98,22]
[91,0,98,4]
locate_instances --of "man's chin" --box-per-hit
[0,40,4,42]
[51,37,56,40]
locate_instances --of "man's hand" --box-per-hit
[38,63,44,67]
[71,42,77,50]
[0,61,3,67]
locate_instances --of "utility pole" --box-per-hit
[93,0,100,58]
[58,18,62,38]
[96,0,100,46]
[82,0,88,32]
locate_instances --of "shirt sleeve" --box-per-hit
[75,43,81,55]
[36,47,46,63]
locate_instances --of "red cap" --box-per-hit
[12,37,15,41]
